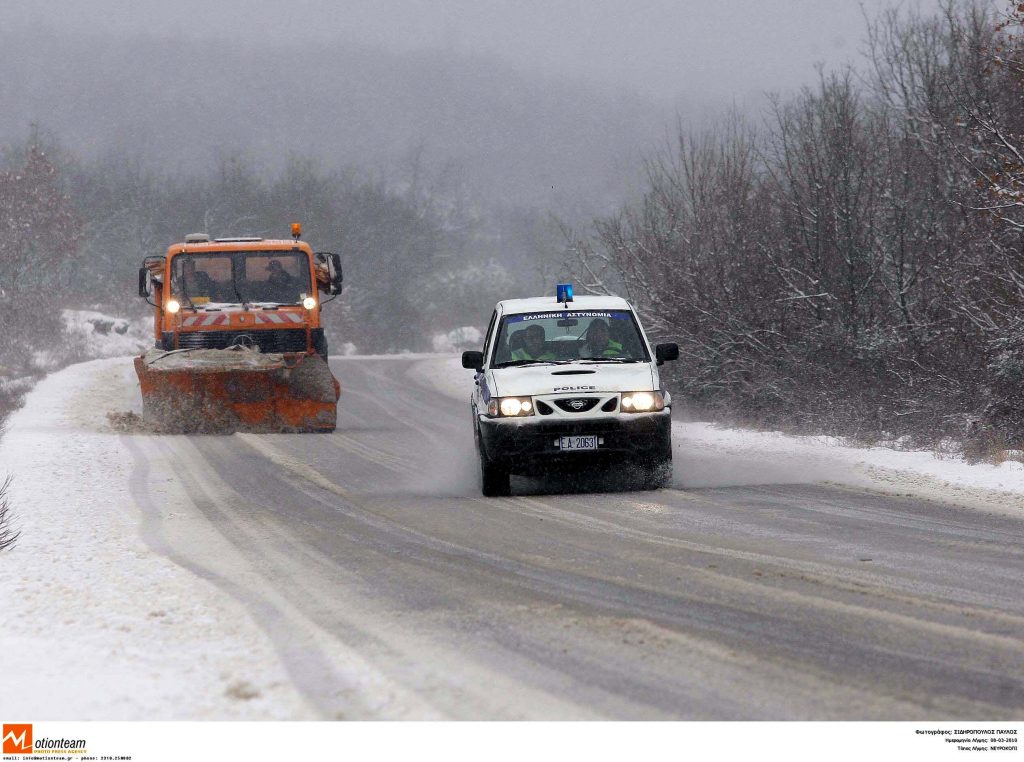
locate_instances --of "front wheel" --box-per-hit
[480,455,511,497]
[640,451,672,490]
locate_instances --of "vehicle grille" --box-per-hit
[177,328,308,353]
[554,397,600,413]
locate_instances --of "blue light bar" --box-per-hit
[556,283,574,303]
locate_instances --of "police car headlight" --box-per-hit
[497,397,534,417]
[620,391,664,412]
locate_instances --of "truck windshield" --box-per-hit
[171,252,311,305]
[492,309,650,367]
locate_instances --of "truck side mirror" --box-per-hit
[462,351,484,371]
[138,267,151,298]
[329,253,343,295]
[655,343,679,365]
[316,252,343,295]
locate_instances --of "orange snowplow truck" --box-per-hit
[135,224,343,433]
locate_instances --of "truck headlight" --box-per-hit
[166,299,181,314]
[303,296,317,310]
[620,391,664,412]
[486,397,534,417]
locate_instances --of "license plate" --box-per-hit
[558,435,598,451]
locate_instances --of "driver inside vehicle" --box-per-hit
[265,259,297,301]
[266,259,292,286]
[580,319,623,358]
[180,258,217,298]
[511,324,556,361]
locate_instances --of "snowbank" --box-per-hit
[61,309,150,360]
[0,357,309,719]
[408,356,1024,514]
[431,326,483,353]
[2,310,149,412]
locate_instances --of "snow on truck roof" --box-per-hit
[166,239,311,254]
[498,294,632,314]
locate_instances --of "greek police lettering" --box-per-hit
[512,311,618,322]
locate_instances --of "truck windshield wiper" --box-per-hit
[178,278,197,312]
[230,257,250,310]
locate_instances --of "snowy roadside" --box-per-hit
[0,309,149,425]
[407,356,1024,515]
[0,357,310,719]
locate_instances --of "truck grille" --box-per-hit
[177,328,308,353]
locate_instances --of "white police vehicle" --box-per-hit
[462,285,679,496]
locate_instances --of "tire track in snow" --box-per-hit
[124,434,438,719]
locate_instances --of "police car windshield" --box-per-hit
[492,309,649,367]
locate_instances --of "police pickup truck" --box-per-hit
[462,285,679,496]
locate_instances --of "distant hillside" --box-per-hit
[0,28,673,213]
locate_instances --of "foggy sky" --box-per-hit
[2,0,944,104]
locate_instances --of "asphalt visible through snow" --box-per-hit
[124,357,1024,720]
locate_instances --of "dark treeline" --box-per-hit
[9,0,1024,455]
[67,151,548,352]
[1,23,670,376]
[0,136,560,377]
[0,142,82,374]
[569,1,1024,451]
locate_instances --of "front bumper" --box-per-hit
[477,409,671,470]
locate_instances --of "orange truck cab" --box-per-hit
[138,231,342,355]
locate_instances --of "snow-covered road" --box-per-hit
[1,356,1021,719]
[0,358,311,718]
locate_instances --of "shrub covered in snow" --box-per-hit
[0,475,18,553]
[568,3,1024,449]
[0,145,82,377]
[431,326,483,353]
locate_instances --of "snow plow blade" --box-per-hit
[134,347,340,433]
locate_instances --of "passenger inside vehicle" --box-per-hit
[263,259,297,303]
[580,319,624,358]
[174,257,230,303]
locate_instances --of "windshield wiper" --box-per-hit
[494,359,573,368]
[230,260,250,310]
[579,358,643,364]
[177,278,197,312]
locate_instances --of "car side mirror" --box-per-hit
[462,350,484,371]
[655,343,679,365]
